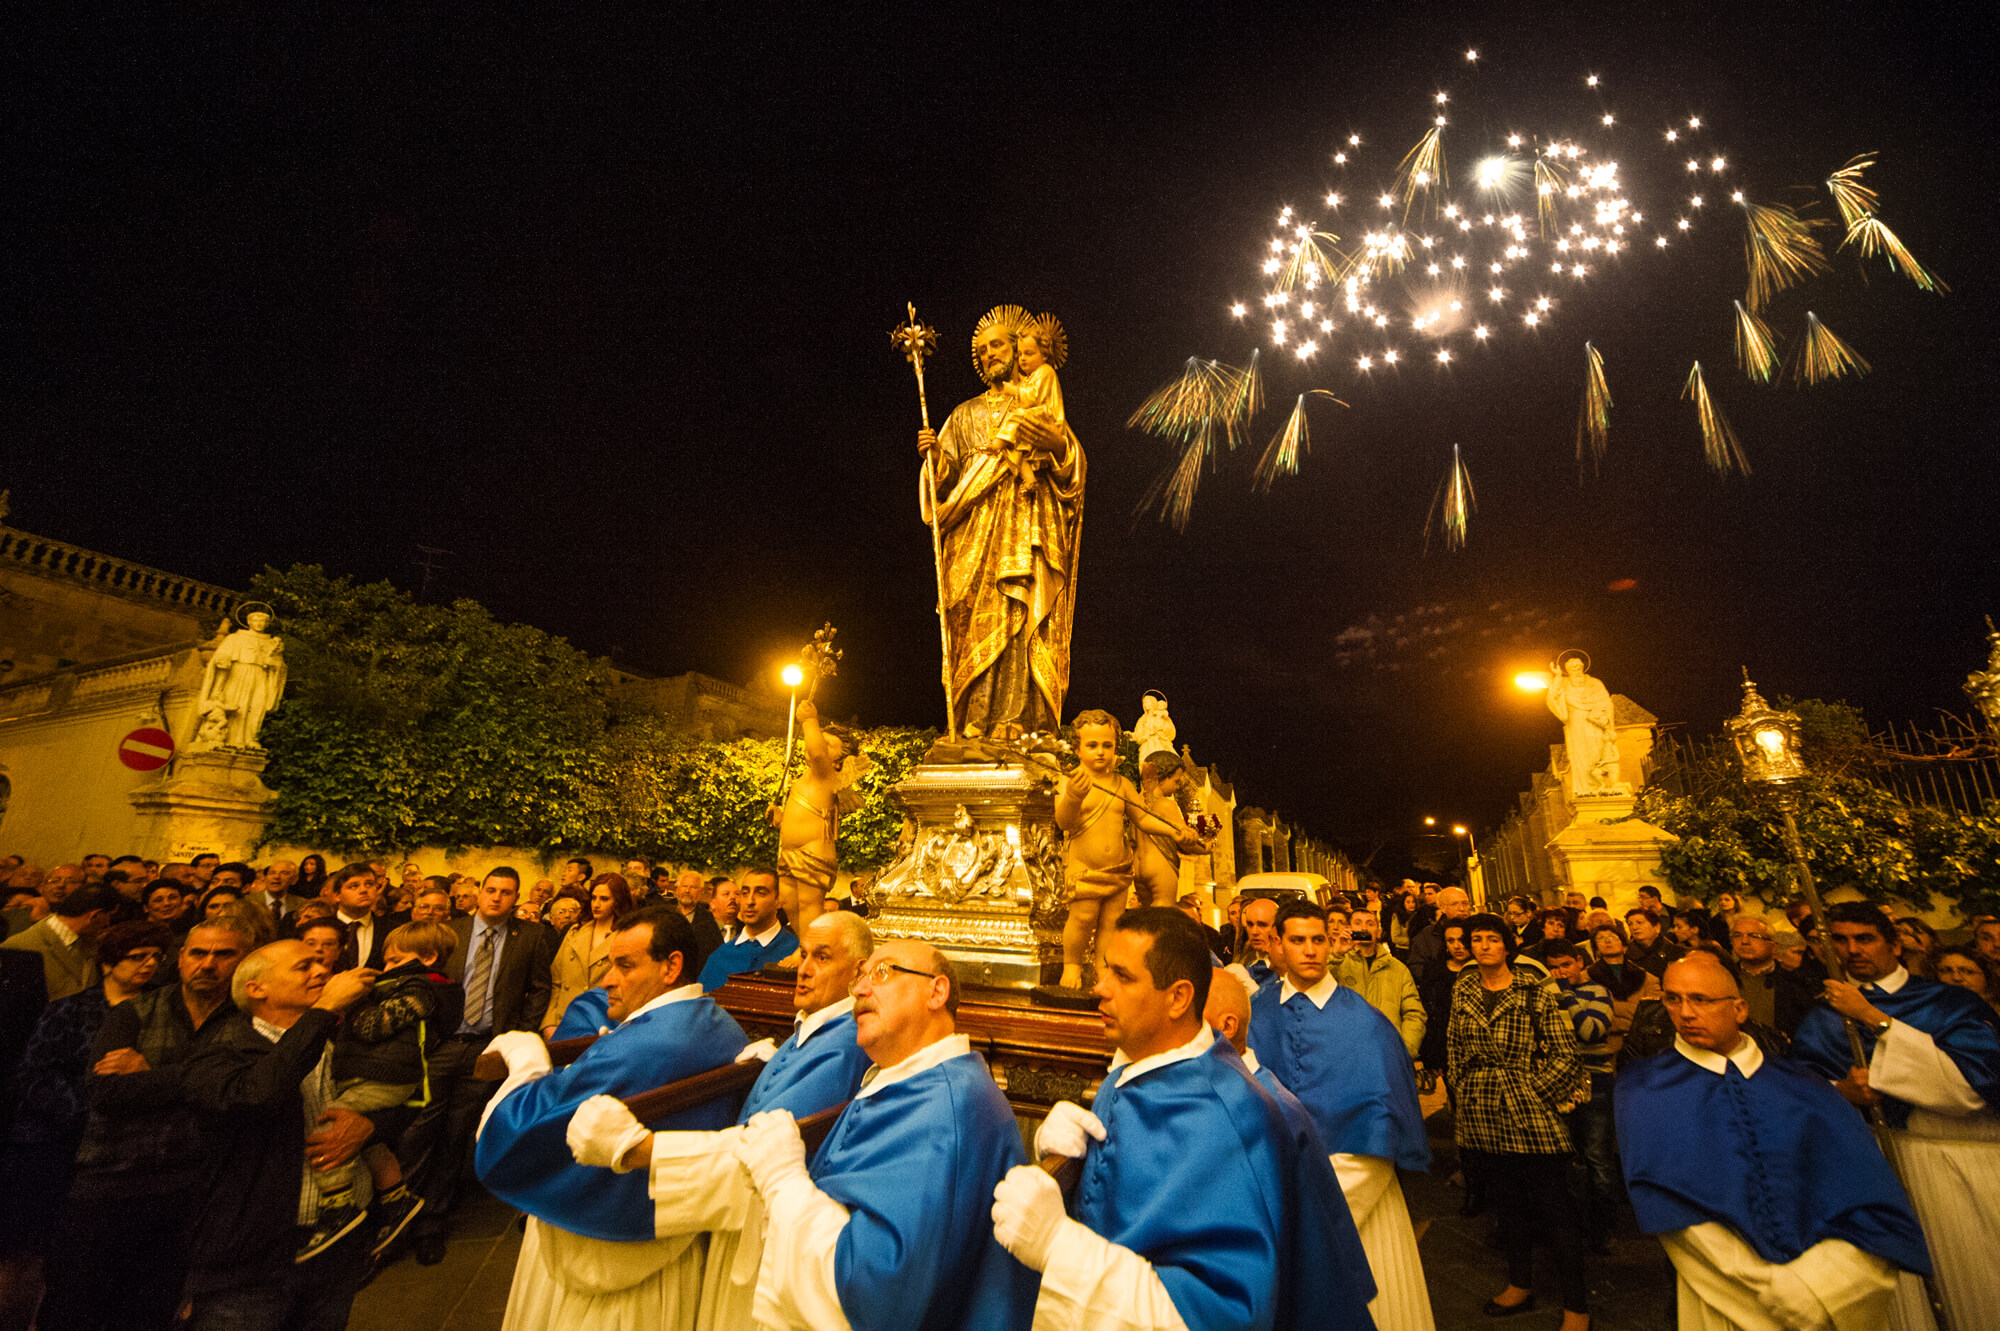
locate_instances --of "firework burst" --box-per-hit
[1425,444,1475,552]
[1577,343,1610,473]
[1788,312,1869,385]
[1254,391,1346,492]
[1683,361,1749,476]
[1741,201,1830,311]
[1131,353,1263,528]
[1826,154,1880,230]
[1732,300,1780,384]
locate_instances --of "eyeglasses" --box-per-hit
[857,960,940,987]
[1661,993,1736,1010]
[1730,931,1773,942]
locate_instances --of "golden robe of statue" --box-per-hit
[920,310,1084,739]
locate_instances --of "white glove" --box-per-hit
[1034,1100,1106,1161]
[991,1164,1068,1273]
[567,1094,652,1173]
[484,1030,551,1078]
[735,1037,781,1064]
[736,1109,810,1197]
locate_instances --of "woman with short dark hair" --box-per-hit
[1448,913,1589,1328]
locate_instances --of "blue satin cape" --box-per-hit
[1249,982,1431,1171]
[1791,975,2000,1129]
[552,986,613,1039]
[474,994,748,1240]
[808,1051,1037,1331]
[698,927,801,992]
[1617,1047,1930,1274]
[738,1009,871,1125]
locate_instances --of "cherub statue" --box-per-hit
[1054,709,1204,989]
[992,312,1069,497]
[1133,751,1200,907]
[768,699,868,953]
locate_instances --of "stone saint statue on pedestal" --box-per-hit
[1546,650,1624,797]
[1130,691,1176,762]
[916,305,1084,742]
[193,608,287,750]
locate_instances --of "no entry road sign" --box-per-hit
[118,727,176,771]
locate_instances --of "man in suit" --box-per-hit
[1,883,114,1000]
[246,860,300,923]
[402,866,553,1265]
[329,863,389,970]
[671,867,725,977]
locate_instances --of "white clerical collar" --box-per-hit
[1239,1046,1263,1076]
[856,1032,972,1099]
[46,914,79,948]
[628,982,704,1023]
[794,996,855,1047]
[1674,1033,1764,1079]
[742,919,783,949]
[1864,966,1909,995]
[1278,969,1339,1009]
[1110,1023,1215,1087]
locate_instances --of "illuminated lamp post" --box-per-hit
[773,662,805,805]
[1725,670,1874,1076]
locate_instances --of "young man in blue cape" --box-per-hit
[697,868,799,992]
[563,911,877,1331]
[990,908,1287,1331]
[1204,964,1379,1331]
[1249,898,1434,1331]
[1790,902,2000,1331]
[1620,951,1930,1330]
[474,905,747,1330]
[734,937,1037,1330]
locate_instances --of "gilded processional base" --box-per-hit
[866,752,1069,988]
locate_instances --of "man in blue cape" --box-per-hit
[1249,899,1434,1331]
[697,868,799,992]
[735,937,1036,1330]
[1791,902,2000,1331]
[1205,964,1379,1331]
[564,910,877,1330]
[474,905,747,1330]
[990,908,1286,1331]
[1621,951,1929,1330]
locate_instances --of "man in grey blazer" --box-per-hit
[1,884,114,1000]
[401,867,554,1264]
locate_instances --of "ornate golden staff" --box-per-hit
[890,304,956,739]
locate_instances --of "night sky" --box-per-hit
[9,3,1997,856]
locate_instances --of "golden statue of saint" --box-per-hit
[915,306,1084,741]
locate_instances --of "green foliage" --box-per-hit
[253,565,934,867]
[1638,696,2000,920]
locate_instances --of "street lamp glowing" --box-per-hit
[1423,816,1437,826]
[1514,670,1551,692]
[780,663,804,689]
[1452,825,1467,836]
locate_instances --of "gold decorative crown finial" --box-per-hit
[1026,312,1068,370]
[970,304,1030,374]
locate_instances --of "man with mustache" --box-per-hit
[563,911,876,1328]
[738,938,1036,1329]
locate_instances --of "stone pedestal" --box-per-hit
[1546,792,1678,915]
[867,757,1067,989]
[127,747,276,863]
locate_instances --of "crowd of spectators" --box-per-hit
[0,847,806,1330]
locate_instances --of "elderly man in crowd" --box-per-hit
[1627,907,1688,979]
[178,940,379,1331]
[1621,952,1930,1330]
[564,910,876,1328]
[477,905,748,1328]
[3,882,113,1000]
[1406,885,1472,987]
[739,937,1036,1329]
[1250,899,1434,1331]
[1728,913,1821,1037]
[37,919,254,1331]
[1792,902,2000,1331]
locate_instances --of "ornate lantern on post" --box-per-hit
[1726,670,1874,1075]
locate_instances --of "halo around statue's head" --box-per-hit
[233,600,277,625]
[1027,312,1068,370]
[1143,688,1169,706]
[1553,648,1592,674]
[970,304,1029,375]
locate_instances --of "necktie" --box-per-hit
[464,926,494,1031]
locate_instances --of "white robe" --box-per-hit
[1867,1015,2000,1331]
[1331,1152,1434,1331]
[1659,1222,1898,1331]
